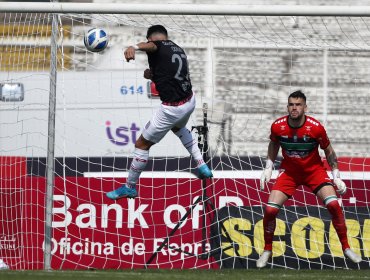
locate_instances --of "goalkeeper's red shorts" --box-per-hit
[272,167,333,197]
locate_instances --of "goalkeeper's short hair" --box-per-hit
[289,90,306,102]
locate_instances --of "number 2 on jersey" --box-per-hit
[172,53,187,81]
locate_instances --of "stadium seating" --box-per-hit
[2,1,369,157]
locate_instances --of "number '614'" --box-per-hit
[120,85,144,95]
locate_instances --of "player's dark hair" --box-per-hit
[289,90,306,102]
[146,25,168,39]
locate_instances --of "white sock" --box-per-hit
[127,148,149,187]
[175,127,205,167]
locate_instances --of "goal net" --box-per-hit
[0,2,369,270]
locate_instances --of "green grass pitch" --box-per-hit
[0,269,369,280]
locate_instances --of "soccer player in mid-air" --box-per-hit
[257,90,362,268]
[107,25,213,200]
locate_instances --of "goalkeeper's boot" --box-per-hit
[256,250,272,268]
[344,248,362,263]
[0,259,9,270]
[198,164,213,179]
[106,184,138,200]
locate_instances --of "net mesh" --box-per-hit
[0,9,369,269]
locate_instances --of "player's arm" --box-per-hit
[124,42,157,62]
[323,144,347,195]
[260,140,280,191]
[323,143,338,170]
[267,140,280,163]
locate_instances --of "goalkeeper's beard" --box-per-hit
[289,110,301,119]
[289,112,304,122]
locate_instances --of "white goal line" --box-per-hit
[84,171,370,180]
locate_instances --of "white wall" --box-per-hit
[0,69,198,157]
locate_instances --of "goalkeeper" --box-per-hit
[257,90,361,268]
[107,25,213,200]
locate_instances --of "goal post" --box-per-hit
[0,2,369,270]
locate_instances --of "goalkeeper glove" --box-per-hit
[260,159,273,191]
[332,169,347,195]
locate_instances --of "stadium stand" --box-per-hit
[1,0,369,158]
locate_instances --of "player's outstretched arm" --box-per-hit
[260,141,280,191]
[324,144,347,195]
[124,42,157,62]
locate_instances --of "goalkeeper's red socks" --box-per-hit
[326,199,350,251]
[263,205,280,251]
[263,200,350,252]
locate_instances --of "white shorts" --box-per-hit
[142,94,196,143]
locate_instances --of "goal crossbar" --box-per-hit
[2,2,370,16]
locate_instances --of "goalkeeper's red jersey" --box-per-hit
[270,115,330,174]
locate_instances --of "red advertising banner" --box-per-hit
[1,174,369,270]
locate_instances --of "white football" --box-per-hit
[84,28,108,52]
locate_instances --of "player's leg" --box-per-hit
[257,189,289,268]
[106,135,155,200]
[262,190,289,251]
[171,126,212,178]
[127,135,155,186]
[171,95,212,179]
[107,105,173,200]
[315,184,349,251]
[257,170,295,268]
[315,184,362,263]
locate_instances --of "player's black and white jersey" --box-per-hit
[147,40,192,103]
